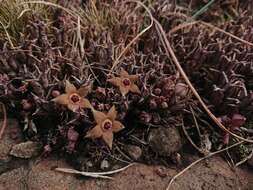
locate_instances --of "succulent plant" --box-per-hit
[170,8,253,119]
[0,0,252,168]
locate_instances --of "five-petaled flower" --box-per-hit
[52,80,92,112]
[107,68,141,96]
[85,106,124,149]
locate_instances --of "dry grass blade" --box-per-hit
[235,150,253,167]
[200,21,253,47]
[0,103,7,140]
[154,18,253,143]
[55,163,135,179]
[189,106,202,137]
[19,1,77,18]
[55,168,113,179]
[76,17,100,84]
[0,20,14,48]
[0,0,56,46]
[168,11,253,47]
[191,0,215,19]
[166,140,245,190]
[181,120,206,155]
[168,21,198,35]
[109,0,154,74]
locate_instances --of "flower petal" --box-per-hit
[52,94,69,105]
[129,74,139,82]
[107,77,121,87]
[78,85,91,97]
[80,98,92,109]
[67,103,79,112]
[93,110,107,124]
[112,120,124,133]
[119,85,130,96]
[85,125,103,139]
[107,105,117,121]
[130,84,141,94]
[102,132,114,149]
[65,80,77,94]
[120,68,129,78]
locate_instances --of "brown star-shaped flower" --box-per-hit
[52,80,92,112]
[107,68,141,96]
[85,106,124,149]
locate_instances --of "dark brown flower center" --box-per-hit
[102,119,113,130]
[122,78,131,86]
[70,94,80,103]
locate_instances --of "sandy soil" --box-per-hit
[0,119,252,190]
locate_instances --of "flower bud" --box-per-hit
[21,100,32,110]
[175,83,189,98]
[43,144,52,153]
[149,99,157,110]
[162,85,174,97]
[52,90,61,98]
[154,88,162,96]
[67,128,79,142]
[161,102,168,109]
[231,114,246,128]
[152,113,161,124]
[97,104,105,111]
[18,85,28,93]
[104,104,111,110]
[139,111,152,123]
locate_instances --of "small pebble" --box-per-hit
[126,145,142,161]
[100,159,110,170]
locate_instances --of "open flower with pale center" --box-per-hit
[85,106,124,149]
[52,80,92,112]
[107,68,141,96]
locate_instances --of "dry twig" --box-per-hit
[0,103,7,140]
[55,163,135,179]
[181,120,206,155]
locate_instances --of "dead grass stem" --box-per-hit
[0,103,7,140]
[55,163,135,179]
[109,0,154,75]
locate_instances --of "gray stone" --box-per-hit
[126,145,142,160]
[86,161,93,168]
[10,141,42,159]
[148,126,182,156]
[100,159,110,170]
[0,119,23,160]
[75,156,94,171]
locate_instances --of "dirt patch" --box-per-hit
[0,155,252,190]
[27,158,79,190]
[0,167,28,190]
[0,119,252,189]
